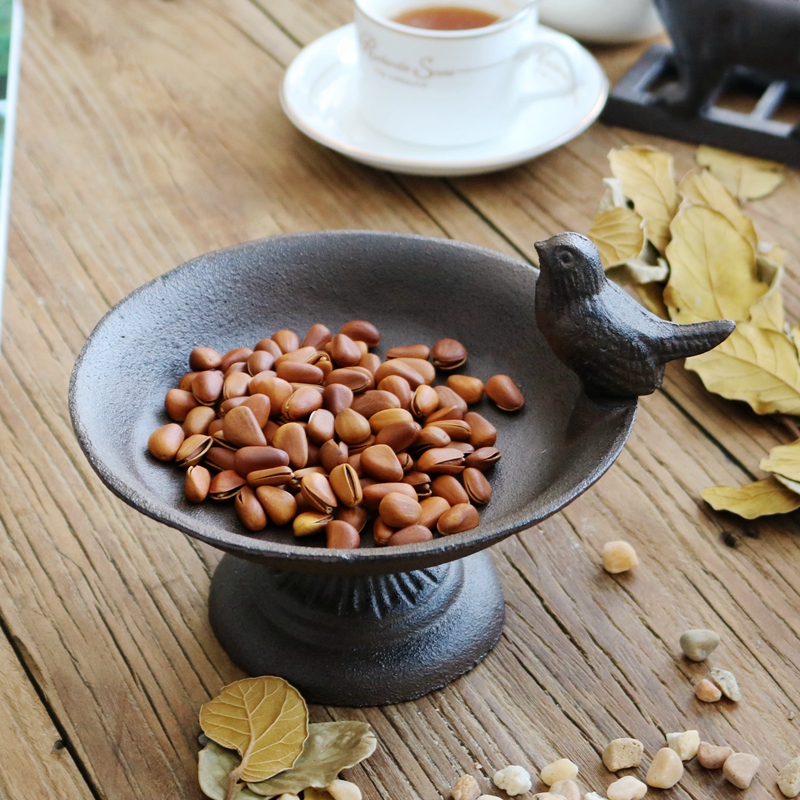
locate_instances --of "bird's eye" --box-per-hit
[558,250,573,266]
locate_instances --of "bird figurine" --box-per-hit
[534,232,735,399]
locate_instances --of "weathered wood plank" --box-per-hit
[0,622,95,799]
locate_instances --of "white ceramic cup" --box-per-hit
[354,0,578,146]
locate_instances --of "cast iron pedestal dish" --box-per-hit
[70,231,637,706]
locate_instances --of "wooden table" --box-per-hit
[2,1,799,798]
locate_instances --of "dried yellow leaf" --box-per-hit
[608,146,678,254]
[635,282,670,319]
[626,256,669,284]
[304,790,335,800]
[697,145,784,201]
[606,262,668,291]
[760,441,800,482]
[588,206,645,267]
[248,722,377,796]
[677,169,757,247]
[774,474,800,496]
[685,323,800,415]
[597,177,628,213]
[702,476,800,518]
[792,325,800,354]
[758,243,786,265]
[199,743,264,800]
[749,256,784,332]
[664,205,764,323]
[200,676,308,789]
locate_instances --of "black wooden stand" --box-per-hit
[602,45,800,166]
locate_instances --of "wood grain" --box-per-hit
[0,1,798,800]
[0,623,94,798]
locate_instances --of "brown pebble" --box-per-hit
[694,678,722,703]
[697,741,734,769]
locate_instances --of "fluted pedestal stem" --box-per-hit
[209,551,505,706]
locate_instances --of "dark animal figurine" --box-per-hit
[534,233,735,399]
[652,0,800,117]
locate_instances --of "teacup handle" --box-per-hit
[512,34,581,108]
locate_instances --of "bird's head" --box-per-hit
[534,232,604,296]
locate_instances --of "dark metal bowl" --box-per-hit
[69,231,636,576]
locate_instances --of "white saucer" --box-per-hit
[280,23,608,177]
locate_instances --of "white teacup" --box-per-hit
[354,0,579,146]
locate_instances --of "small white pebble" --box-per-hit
[607,775,647,800]
[602,738,644,772]
[541,758,579,786]
[710,667,742,701]
[723,753,760,789]
[679,629,720,661]
[493,766,532,796]
[778,755,800,798]
[276,795,301,800]
[646,748,683,789]
[602,541,639,574]
[534,794,567,800]
[478,796,499,800]
[451,775,480,800]
[327,780,362,800]
[584,794,607,800]
[550,780,580,800]
[666,730,700,761]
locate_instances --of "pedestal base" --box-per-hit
[209,551,505,706]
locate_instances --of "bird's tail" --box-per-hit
[657,319,736,362]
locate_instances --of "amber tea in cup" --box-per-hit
[355,0,577,146]
[392,5,502,29]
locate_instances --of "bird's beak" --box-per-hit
[534,240,550,265]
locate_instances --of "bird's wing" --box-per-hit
[601,281,733,362]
